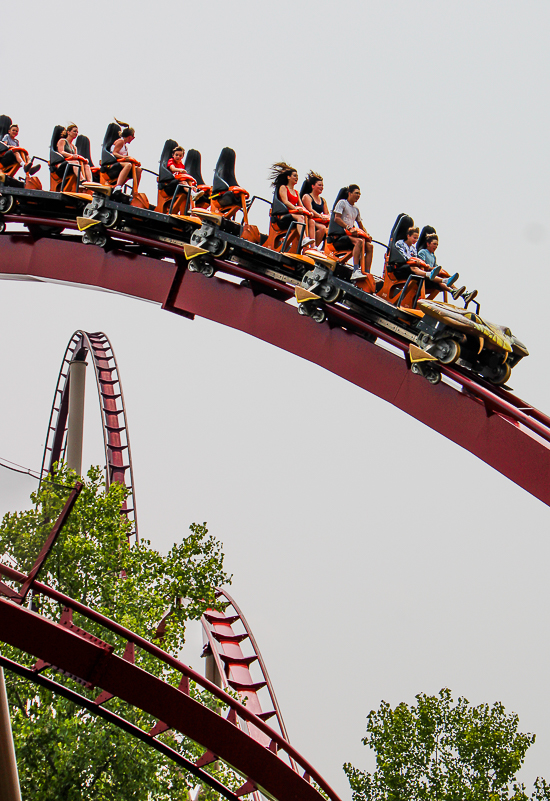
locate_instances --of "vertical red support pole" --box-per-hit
[0,663,22,801]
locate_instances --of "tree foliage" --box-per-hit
[344,688,550,801]
[0,465,236,800]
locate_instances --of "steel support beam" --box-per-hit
[66,358,87,476]
[0,664,22,801]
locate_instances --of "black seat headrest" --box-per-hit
[388,213,414,266]
[76,135,94,167]
[331,187,349,210]
[0,115,13,140]
[185,149,205,185]
[158,139,179,185]
[327,187,349,236]
[49,125,67,168]
[212,147,238,194]
[101,122,121,166]
[271,187,288,216]
[417,225,436,253]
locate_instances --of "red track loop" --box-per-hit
[201,588,297,796]
[40,330,137,537]
[0,563,340,801]
[1,224,550,504]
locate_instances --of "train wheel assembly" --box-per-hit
[486,361,512,386]
[437,339,461,365]
[0,194,14,214]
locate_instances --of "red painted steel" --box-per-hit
[0,225,548,505]
[40,331,138,537]
[200,588,298,798]
[0,653,241,801]
[0,564,340,801]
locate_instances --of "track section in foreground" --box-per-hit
[0,563,340,801]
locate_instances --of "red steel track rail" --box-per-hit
[1,219,549,507]
[40,330,137,537]
[0,563,340,801]
[201,588,297,801]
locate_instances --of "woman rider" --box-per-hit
[300,171,330,246]
[268,162,315,250]
[56,123,93,184]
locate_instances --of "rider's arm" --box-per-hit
[334,212,347,229]
[302,194,313,213]
[279,185,299,212]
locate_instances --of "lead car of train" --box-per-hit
[0,115,528,388]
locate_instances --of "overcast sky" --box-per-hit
[2,0,550,796]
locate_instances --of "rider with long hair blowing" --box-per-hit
[269,162,315,249]
[300,171,330,246]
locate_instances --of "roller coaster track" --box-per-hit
[201,588,297,795]
[1,214,549,505]
[40,330,137,537]
[0,316,319,798]
[0,563,337,801]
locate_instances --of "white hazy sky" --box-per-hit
[1,0,550,797]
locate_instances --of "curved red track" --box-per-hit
[0,564,338,801]
[40,330,137,536]
[1,219,549,505]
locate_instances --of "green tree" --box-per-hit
[344,688,550,801]
[0,464,236,800]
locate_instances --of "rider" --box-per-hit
[395,226,419,260]
[167,146,188,176]
[57,123,93,184]
[269,162,315,250]
[330,185,373,280]
[110,127,142,196]
[300,171,330,246]
[417,232,438,268]
[417,232,466,299]
[1,123,40,175]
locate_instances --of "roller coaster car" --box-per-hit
[49,125,83,193]
[78,180,202,250]
[98,122,149,210]
[0,181,93,231]
[375,213,441,309]
[260,187,311,257]
[184,149,211,209]
[414,300,529,385]
[155,139,196,215]
[295,212,528,384]
[0,119,93,227]
[0,115,41,191]
[190,195,317,281]
[209,147,249,223]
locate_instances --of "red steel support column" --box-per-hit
[0,663,22,801]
